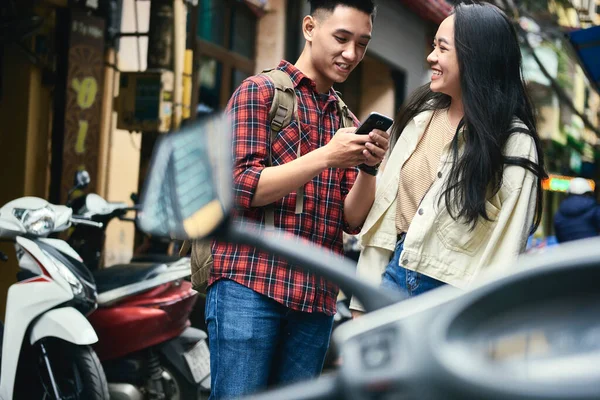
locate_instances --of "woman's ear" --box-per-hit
[302,15,316,42]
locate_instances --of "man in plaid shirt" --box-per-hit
[206,1,389,398]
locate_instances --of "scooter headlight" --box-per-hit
[13,207,55,236]
[55,263,84,297]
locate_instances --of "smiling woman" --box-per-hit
[428,21,461,104]
[351,2,548,313]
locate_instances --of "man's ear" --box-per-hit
[302,15,317,42]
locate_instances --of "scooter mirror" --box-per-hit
[85,193,111,214]
[138,114,233,240]
[74,170,91,189]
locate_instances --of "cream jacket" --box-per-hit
[350,110,538,311]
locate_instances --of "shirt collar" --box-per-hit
[276,60,338,100]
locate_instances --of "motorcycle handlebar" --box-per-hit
[70,217,104,228]
[244,375,340,400]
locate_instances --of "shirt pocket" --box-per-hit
[270,120,312,166]
[435,200,500,256]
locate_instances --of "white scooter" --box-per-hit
[0,196,109,399]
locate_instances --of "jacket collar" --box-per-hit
[360,109,448,239]
[413,109,434,129]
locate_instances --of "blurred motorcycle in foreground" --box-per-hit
[138,114,600,400]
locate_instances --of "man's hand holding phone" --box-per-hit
[323,112,392,171]
[354,112,393,173]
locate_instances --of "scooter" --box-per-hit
[138,114,600,400]
[89,265,209,400]
[64,174,211,399]
[0,196,109,400]
[66,183,181,271]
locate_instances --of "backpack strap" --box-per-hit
[334,91,355,129]
[261,69,303,228]
[263,69,297,148]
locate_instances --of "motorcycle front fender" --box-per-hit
[30,307,98,346]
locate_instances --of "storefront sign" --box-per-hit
[61,10,105,203]
[542,174,595,193]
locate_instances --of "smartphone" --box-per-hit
[355,112,394,135]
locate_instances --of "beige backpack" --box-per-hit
[182,69,354,292]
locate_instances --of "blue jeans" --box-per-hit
[381,237,445,296]
[205,279,334,399]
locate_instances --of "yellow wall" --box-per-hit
[552,0,580,27]
[0,45,53,317]
[102,120,142,266]
[574,68,586,114]
[101,0,151,266]
[538,101,562,143]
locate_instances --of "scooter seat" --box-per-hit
[130,254,181,264]
[92,263,168,293]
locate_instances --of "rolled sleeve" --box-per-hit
[341,113,361,234]
[341,166,361,234]
[227,78,273,210]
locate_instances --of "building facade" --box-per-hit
[1,0,599,314]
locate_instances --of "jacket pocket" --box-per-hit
[435,201,500,256]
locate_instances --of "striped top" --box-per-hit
[396,108,456,234]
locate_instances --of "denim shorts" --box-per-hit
[381,234,445,297]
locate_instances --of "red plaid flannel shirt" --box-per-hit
[210,60,360,315]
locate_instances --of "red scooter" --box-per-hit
[64,173,211,399]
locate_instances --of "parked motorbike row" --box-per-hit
[0,172,210,400]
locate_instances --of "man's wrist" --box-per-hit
[358,163,379,176]
[314,146,331,169]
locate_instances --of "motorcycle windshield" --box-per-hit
[138,114,233,240]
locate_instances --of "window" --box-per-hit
[584,87,590,110]
[197,56,223,114]
[392,69,407,112]
[192,0,258,112]
[197,0,226,47]
[230,5,257,59]
[285,0,305,62]
[232,69,251,93]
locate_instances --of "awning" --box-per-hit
[242,0,268,17]
[568,25,600,94]
[398,0,453,24]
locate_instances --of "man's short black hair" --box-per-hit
[308,0,377,17]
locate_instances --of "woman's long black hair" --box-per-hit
[390,2,547,233]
